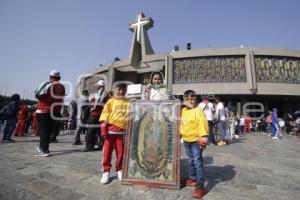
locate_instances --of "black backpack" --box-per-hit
[69,100,78,119]
[0,105,8,120]
[80,105,90,123]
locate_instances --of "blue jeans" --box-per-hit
[183,141,205,186]
[2,119,17,140]
[271,123,279,137]
[218,121,227,140]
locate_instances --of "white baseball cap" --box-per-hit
[49,70,60,77]
[95,80,105,86]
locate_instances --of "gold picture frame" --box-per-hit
[122,100,181,189]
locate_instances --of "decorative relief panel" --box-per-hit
[173,56,246,84]
[255,56,300,83]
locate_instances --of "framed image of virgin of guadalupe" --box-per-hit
[122,100,181,189]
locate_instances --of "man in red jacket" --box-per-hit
[35,70,65,156]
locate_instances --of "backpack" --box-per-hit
[80,105,90,123]
[0,105,8,120]
[69,101,78,119]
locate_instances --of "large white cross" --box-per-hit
[130,13,150,42]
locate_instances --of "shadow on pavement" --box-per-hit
[12,139,40,143]
[50,149,83,156]
[180,157,236,192]
[205,165,236,192]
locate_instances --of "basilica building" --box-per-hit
[78,12,300,116]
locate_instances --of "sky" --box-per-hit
[0,0,300,101]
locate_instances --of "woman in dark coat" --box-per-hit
[2,94,21,142]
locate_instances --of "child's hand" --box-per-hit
[100,122,108,138]
[102,135,108,140]
[198,137,208,149]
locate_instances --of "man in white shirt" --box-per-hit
[239,115,245,134]
[198,98,216,144]
[214,97,227,145]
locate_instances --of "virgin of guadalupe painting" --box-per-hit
[122,100,181,189]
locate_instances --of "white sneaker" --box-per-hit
[35,147,50,157]
[101,172,109,184]
[117,170,122,181]
[272,136,279,140]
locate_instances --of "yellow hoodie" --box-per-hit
[99,98,130,129]
[180,107,208,142]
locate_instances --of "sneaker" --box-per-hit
[117,170,122,181]
[35,147,50,157]
[101,172,109,184]
[192,187,206,198]
[217,141,226,146]
[81,147,96,152]
[272,136,279,140]
[3,139,16,143]
[185,179,197,186]
[234,134,240,139]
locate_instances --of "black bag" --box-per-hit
[0,105,8,120]
[80,105,90,123]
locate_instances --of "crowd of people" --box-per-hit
[0,98,38,142]
[1,69,300,199]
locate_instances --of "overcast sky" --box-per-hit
[1,0,300,101]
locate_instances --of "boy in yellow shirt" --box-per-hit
[99,83,130,184]
[180,90,208,198]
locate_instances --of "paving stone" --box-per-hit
[0,133,300,200]
[0,183,47,200]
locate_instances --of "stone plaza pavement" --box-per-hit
[0,133,299,200]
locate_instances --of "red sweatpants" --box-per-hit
[32,115,38,135]
[14,120,27,136]
[244,126,251,133]
[102,134,124,173]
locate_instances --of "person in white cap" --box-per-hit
[34,70,65,156]
[82,79,109,152]
[49,69,60,77]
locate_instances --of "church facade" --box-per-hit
[78,12,300,116]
